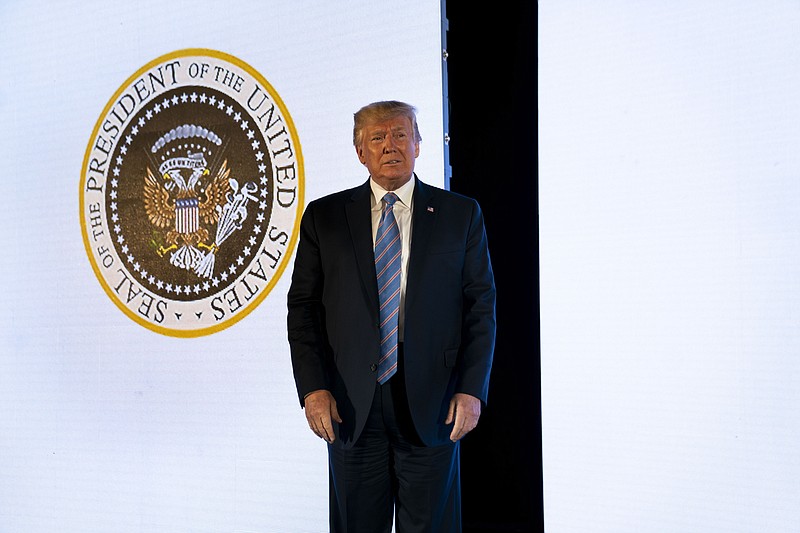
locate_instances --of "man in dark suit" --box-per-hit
[287,100,495,532]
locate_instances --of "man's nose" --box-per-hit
[382,134,398,152]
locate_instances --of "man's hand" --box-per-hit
[445,392,482,442]
[303,389,342,444]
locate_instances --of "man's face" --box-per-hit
[356,114,420,191]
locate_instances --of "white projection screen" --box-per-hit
[0,1,445,531]
[540,2,800,532]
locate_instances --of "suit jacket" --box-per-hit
[287,176,496,447]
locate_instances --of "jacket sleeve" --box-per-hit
[456,199,497,404]
[286,202,331,405]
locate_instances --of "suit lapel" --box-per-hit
[346,180,380,318]
[406,177,437,312]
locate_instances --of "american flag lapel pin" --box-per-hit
[427,206,434,213]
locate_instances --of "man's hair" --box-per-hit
[353,100,422,147]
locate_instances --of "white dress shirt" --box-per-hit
[370,177,414,341]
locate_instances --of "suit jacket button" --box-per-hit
[370,364,377,372]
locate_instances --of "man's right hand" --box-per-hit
[303,389,342,444]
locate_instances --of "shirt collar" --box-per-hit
[370,175,415,208]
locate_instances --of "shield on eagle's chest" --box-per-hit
[175,197,200,234]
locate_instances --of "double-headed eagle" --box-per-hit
[143,149,231,275]
[141,124,257,279]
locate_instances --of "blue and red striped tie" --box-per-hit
[375,193,401,384]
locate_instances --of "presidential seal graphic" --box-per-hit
[80,49,303,336]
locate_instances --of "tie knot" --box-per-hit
[383,193,398,207]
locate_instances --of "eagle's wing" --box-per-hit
[144,167,174,228]
[199,160,232,225]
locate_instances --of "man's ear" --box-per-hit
[355,145,366,164]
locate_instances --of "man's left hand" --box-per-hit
[445,393,482,442]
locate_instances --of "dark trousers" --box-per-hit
[328,370,461,533]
